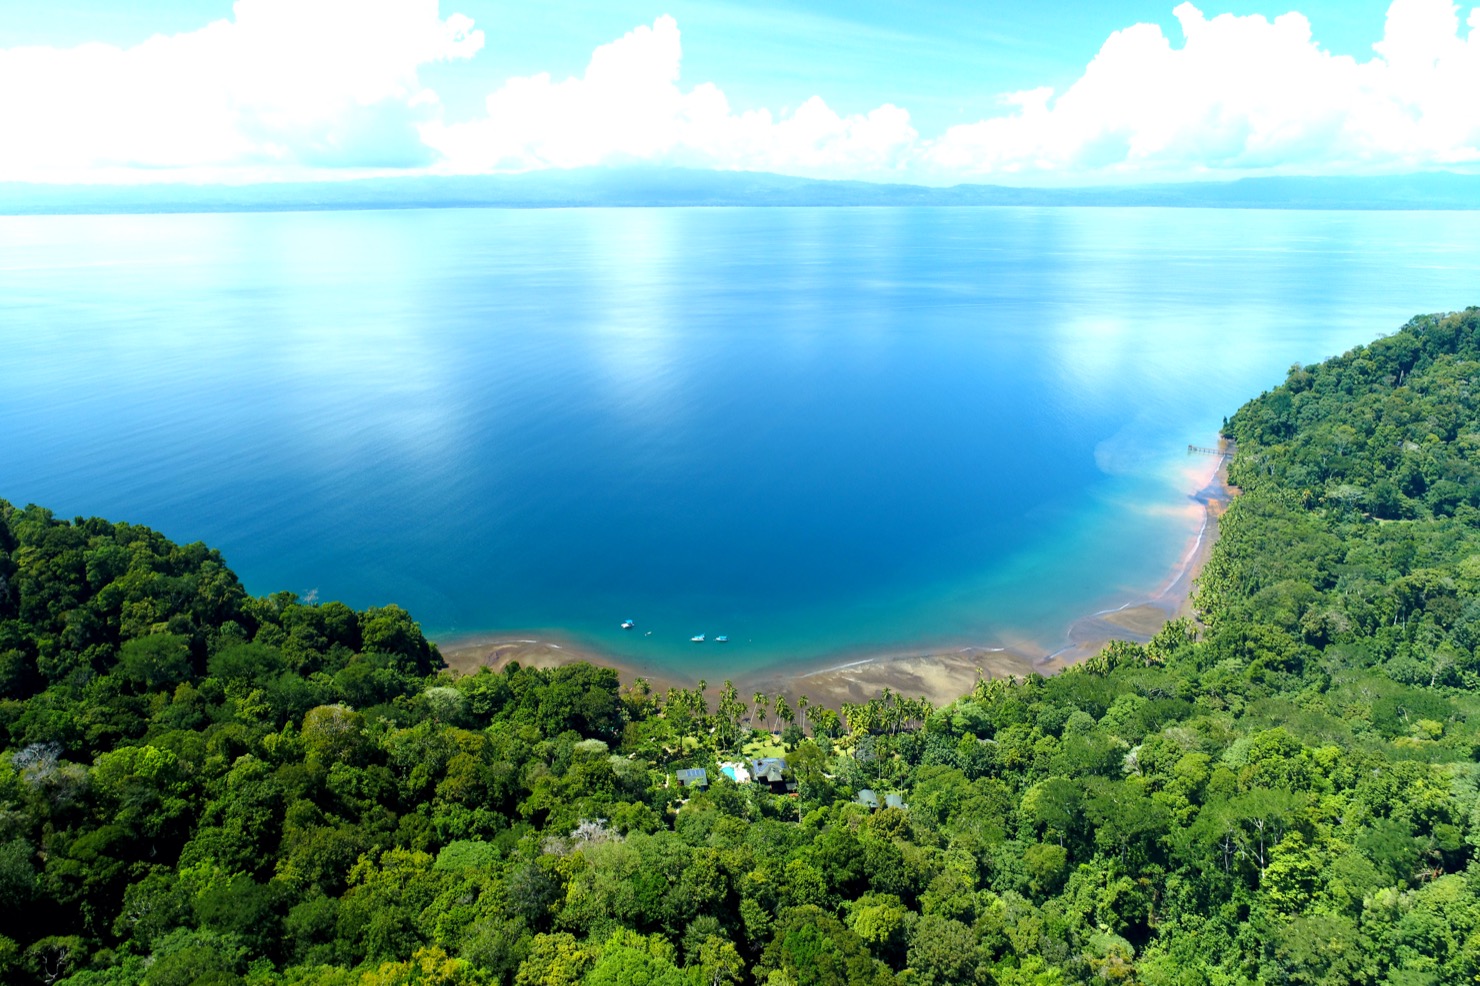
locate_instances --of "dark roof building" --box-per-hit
[749,757,796,792]
[751,758,786,782]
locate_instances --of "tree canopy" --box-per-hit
[4,307,1480,984]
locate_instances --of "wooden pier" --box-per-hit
[1187,444,1229,456]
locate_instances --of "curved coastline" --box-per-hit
[436,452,1236,707]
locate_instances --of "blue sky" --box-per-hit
[1,0,1476,185]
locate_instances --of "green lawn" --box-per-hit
[741,733,786,759]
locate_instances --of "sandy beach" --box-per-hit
[437,450,1236,708]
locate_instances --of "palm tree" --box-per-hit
[813,706,840,739]
[717,680,746,752]
[774,695,794,731]
[839,702,856,736]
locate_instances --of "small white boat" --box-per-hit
[620,619,636,630]
[715,635,729,643]
[690,634,706,642]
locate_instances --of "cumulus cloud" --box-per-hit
[0,0,482,182]
[421,16,918,178]
[925,0,1480,180]
[425,3,1480,181]
[4,1,1480,184]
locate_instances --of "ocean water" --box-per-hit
[2,206,1478,678]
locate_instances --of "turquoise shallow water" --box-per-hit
[2,206,1478,678]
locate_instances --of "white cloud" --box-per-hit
[426,3,1480,182]
[924,0,1480,180]
[4,2,1480,184]
[421,16,918,179]
[0,0,482,182]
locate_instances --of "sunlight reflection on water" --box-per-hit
[2,206,1478,674]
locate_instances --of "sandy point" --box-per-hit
[437,634,686,693]
[737,644,1041,709]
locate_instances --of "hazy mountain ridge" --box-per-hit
[4,168,1480,214]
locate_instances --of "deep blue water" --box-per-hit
[2,206,1478,677]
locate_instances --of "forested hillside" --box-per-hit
[4,307,1480,985]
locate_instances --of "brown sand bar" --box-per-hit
[742,645,1043,710]
[438,632,687,693]
[435,449,1236,708]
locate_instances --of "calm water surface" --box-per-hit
[2,207,1478,677]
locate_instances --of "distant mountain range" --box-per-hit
[4,168,1480,214]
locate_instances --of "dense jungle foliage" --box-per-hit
[4,307,1480,986]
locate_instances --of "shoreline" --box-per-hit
[436,450,1236,708]
[1039,451,1233,673]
